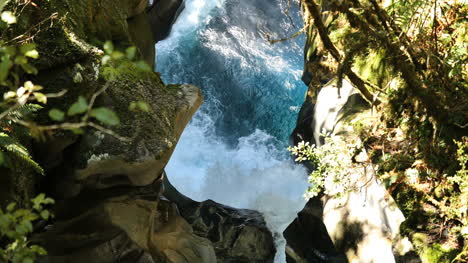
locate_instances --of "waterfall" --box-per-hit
[156,0,308,262]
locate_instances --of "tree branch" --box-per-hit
[302,0,378,104]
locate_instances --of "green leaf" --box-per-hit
[101,55,111,65]
[23,258,33,263]
[69,128,84,135]
[3,91,16,100]
[19,43,36,54]
[129,101,150,112]
[0,151,4,165]
[126,46,137,60]
[33,92,47,104]
[14,55,27,65]
[90,107,120,126]
[135,61,152,72]
[32,194,44,210]
[30,245,47,255]
[103,41,114,54]
[6,203,16,212]
[136,101,150,112]
[67,96,88,116]
[48,109,65,121]
[0,1,7,12]
[111,51,124,60]
[24,49,39,59]
[0,58,13,82]
[40,210,49,220]
[129,101,137,111]
[20,63,38,75]
[24,81,34,91]
[44,197,54,205]
[2,46,16,56]
[23,220,33,232]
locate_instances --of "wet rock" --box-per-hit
[180,200,275,263]
[147,0,185,42]
[41,231,155,263]
[163,176,276,263]
[284,199,346,263]
[37,178,216,263]
[73,82,202,190]
[4,1,218,263]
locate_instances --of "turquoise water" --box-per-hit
[156,1,308,262]
[157,0,306,144]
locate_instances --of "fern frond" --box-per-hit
[0,132,44,175]
[1,104,43,138]
[1,104,42,123]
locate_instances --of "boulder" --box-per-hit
[36,177,216,263]
[73,81,202,190]
[163,175,276,263]
[179,200,276,263]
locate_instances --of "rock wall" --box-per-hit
[287,78,417,262]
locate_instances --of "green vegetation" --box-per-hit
[294,0,467,261]
[0,194,54,263]
[288,138,356,199]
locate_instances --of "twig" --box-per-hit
[82,81,111,122]
[88,122,131,142]
[266,24,307,44]
[44,89,67,98]
[6,13,59,45]
[281,0,297,28]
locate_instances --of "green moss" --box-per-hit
[101,60,159,84]
[410,233,460,263]
[424,244,459,263]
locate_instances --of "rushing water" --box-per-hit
[156,0,308,262]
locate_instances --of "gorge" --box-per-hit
[0,0,466,262]
[158,1,309,262]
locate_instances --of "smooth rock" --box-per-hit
[288,78,416,262]
[163,175,276,263]
[37,178,216,263]
[284,198,346,263]
[147,0,185,42]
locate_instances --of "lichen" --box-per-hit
[87,153,111,165]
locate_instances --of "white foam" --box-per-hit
[166,112,308,263]
[158,1,308,262]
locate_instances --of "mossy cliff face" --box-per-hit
[3,0,199,197]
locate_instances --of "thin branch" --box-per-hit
[44,89,67,98]
[82,81,111,122]
[6,13,59,45]
[88,122,131,142]
[266,24,307,44]
[281,0,297,28]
